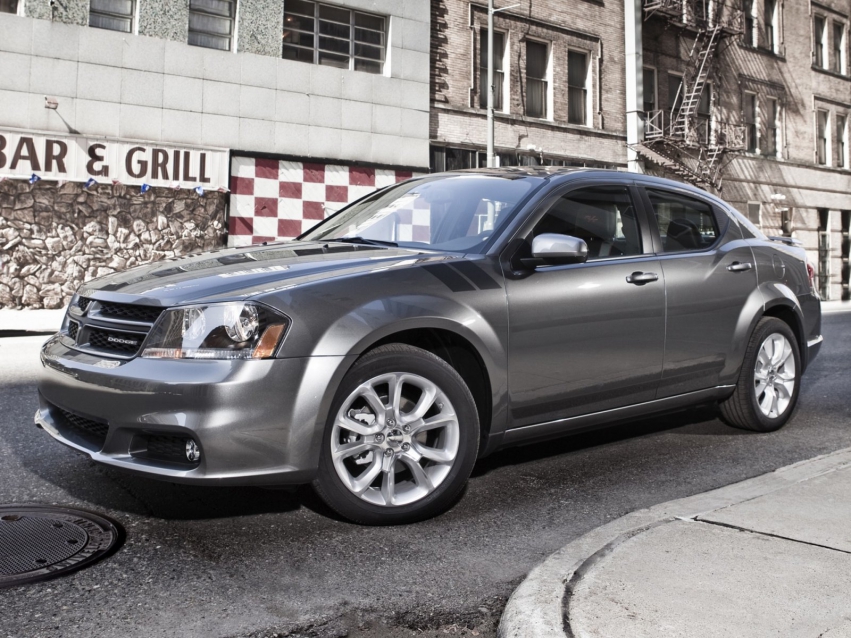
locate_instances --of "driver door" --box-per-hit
[504,183,666,429]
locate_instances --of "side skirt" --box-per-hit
[501,386,735,448]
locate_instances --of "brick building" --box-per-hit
[429,0,851,300]
[0,0,429,308]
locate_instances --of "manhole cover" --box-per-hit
[0,504,123,589]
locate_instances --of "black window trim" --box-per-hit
[635,183,730,257]
[500,179,658,271]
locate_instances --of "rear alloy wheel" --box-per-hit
[314,344,479,525]
[720,317,801,432]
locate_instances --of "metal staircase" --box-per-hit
[635,0,745,190]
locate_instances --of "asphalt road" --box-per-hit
[1,312,850,638]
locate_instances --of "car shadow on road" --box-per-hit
[9,388,741,524]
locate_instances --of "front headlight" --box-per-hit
[141,302,289,360]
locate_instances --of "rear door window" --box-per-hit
[531,185,643,260]
[645,188,720,253]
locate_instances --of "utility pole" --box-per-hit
[487,1,519,167]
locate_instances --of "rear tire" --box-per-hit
[719,317,800,432]
[313,344,479,525]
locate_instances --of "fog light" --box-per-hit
[186,440,201,463]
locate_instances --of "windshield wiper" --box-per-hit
[328,237,398,247]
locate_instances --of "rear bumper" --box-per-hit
[37,335,355,486]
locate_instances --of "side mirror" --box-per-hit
[522,233,588,268]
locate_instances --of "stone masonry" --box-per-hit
[0,180,226,309]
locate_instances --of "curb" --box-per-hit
[497,446,851,638]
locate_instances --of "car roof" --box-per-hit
[437,167,726,203]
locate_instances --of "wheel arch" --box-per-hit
[352,323,502,457]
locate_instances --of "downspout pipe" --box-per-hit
[625,0,645,173]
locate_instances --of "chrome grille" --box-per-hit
[88,328,145,355]
[65,298,164,359]
[95,301,164,324]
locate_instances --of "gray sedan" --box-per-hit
[37,168,822,524]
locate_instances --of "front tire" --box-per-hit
[720,317,801,432]
[313,344,480,525]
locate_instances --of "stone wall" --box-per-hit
[0,180,226,309]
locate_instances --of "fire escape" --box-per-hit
[631,0,746,190]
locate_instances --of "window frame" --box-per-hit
[89,0,135,34]
[817,108,831,166]
[742,0,757,47]
[511,181,655,266]
[524,38,551,120]
[188,0,236,52]
[667,72,684,121]
[764,96,780,158]
[743,91,758,153]
[567,48,591,126]
[282,1,387,74]
[833,20,847,75]
[478,28,509,113]
[642,66,658,114]
[764,0,779,53]
[696,81,712,144]
[814,14,828,69]
[0,0,21,15]
[837,113,849,169]
[638,185,728,256]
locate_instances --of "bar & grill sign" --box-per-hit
[0,128,229,190]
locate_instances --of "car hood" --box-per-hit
[79,241,444,307]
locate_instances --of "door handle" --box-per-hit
[626,271,659,285]
[727,261,753,272]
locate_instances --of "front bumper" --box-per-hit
[37,335,355,485]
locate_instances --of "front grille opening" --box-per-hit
[87,328,145,356]
[67,321,79,341]
[54,407,109,451]
[77,297,92,313]
[96,301,163,324]
[131,434,200,467]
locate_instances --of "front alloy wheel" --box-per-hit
[331,372,460,507]
[315,344,479,525]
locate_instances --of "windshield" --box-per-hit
[300,174,539,252]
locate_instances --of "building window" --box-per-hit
[744,92,757,152]
[567,49,589,125]
[643,67,657,113]
[765,97,780,157]
[526,41,549,119]
[188,0,235,51]
[764,0,778,52]
[743,0,756,46]
[696,84,711,143]
[833,22,847,74]
[814,15,827,68]
[283,1,386,74]
[817,109,830,165]
[668,73,683,118]
[89,0,134,33]
[479,30,505,111]
[838,114,848,168]
[0,0,18,14]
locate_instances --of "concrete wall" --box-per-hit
[0,5,430,169]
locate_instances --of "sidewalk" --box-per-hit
[0,308,65,333]
[499,447,851,638]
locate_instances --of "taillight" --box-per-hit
[806,261,816,293]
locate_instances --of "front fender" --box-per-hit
[311,294,509,434]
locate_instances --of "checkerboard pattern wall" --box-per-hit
[228,157,424,247]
